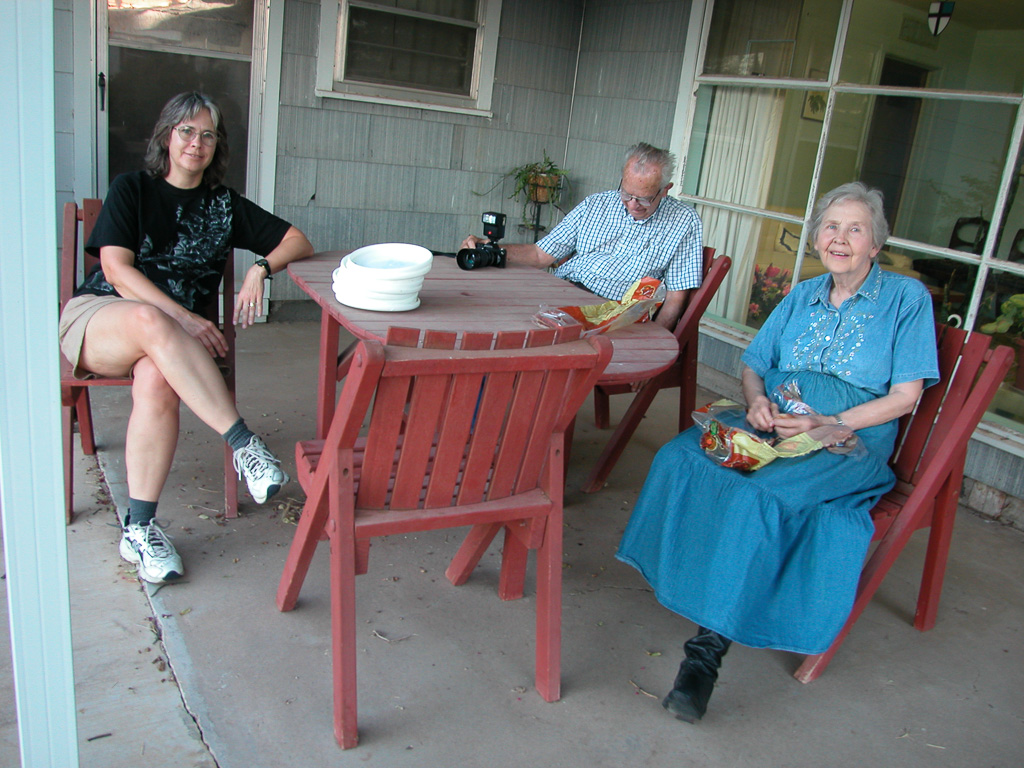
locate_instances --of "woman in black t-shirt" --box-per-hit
[59,92,313,585]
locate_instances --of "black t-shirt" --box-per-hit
[79,171,292,313]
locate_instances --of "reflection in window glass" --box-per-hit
[820,92,1017,252]
[978,266,1024,430]
[108,0,255,57]
[842,0,1024,94]
[876,244,973,324]
[703,0,841,79]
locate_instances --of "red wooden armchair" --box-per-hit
[582,246,731,493]
[276,326,612,749]
[60,199,239,523]
[795,324,1013,682]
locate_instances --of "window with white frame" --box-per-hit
[679,0,1024,432]
[317,0,502,115]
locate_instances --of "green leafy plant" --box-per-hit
[507,150,569,208]
[981,294,1024,336]
[474,150,570,230]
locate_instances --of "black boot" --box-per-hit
[662,627,732,723]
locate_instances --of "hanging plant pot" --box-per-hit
[528,173,559,203]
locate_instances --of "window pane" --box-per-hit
[346,6,475,94]
[108,0,254,57]
[978,266,1024,429]
[684,85,821,218]
[876,244,970,323]
[703,0,841,79]
[819,92,1018,251]
[696,206,796,327]
[842,0,1024,94]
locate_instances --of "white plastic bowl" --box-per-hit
[333,282,421,312]
[332,243,432,312]
[343,243,433,280]
[333,262,425,295]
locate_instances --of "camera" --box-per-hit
[457,211,507,270]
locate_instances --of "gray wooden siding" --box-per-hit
[273,0,693,300]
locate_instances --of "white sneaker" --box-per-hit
[120,520,184,584]
[233,435,289,504]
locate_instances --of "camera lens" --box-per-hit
[456,248,482,270]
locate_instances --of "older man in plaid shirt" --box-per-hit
[461,142,704,330]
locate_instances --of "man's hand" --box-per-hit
[454,238,556,268]
[460,235,485,251]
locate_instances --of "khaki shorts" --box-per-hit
[59,294,136,380]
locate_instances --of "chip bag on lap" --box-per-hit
[693,400,824,471]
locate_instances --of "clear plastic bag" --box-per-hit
[769,381,865,456]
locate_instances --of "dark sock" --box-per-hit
[222,418,256,452]
[127,498,158,527]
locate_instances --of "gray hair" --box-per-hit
[144,91,230,187]
[623,142,676,188]
[809,182,890,250]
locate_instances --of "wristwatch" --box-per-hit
[255,258,273,280]
[834,415,846,427]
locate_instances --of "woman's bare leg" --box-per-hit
[79,300,240,433]
[124,356,180,501]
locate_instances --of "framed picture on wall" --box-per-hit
[802,90,827,121]
[802,68,828,122]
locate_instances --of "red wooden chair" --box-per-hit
[60,199,239,523]
[795,324,1013,682]
[276,325,612,749]
[581,246,731,493]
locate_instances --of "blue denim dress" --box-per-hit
[616,264,939,654]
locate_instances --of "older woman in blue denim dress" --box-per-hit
[616,182,940,723]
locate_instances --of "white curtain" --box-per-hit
[698,87,784,321]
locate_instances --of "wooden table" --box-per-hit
[289,251,679,437]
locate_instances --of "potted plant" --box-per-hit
[473,151,570,231]
[509,150,568,203]
[506,150,569,227]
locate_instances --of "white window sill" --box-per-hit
[315,87,493,118]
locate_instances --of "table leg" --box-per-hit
[317,311,341,439]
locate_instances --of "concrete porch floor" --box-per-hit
[2,318,1023,767]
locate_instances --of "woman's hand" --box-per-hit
[176,309,229,358]
[772,411,829,438]
[745,395,777,432]
[234,264,268,328]
[741,366,777,431]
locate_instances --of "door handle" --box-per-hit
[98,72,106,111]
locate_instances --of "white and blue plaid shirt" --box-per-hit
[540,190,703,300]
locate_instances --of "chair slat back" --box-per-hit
[890,324,1013,484]
[343,327,611,512]
[60,197,235,337]
[673,251,732,344]
[60,199,103,310]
